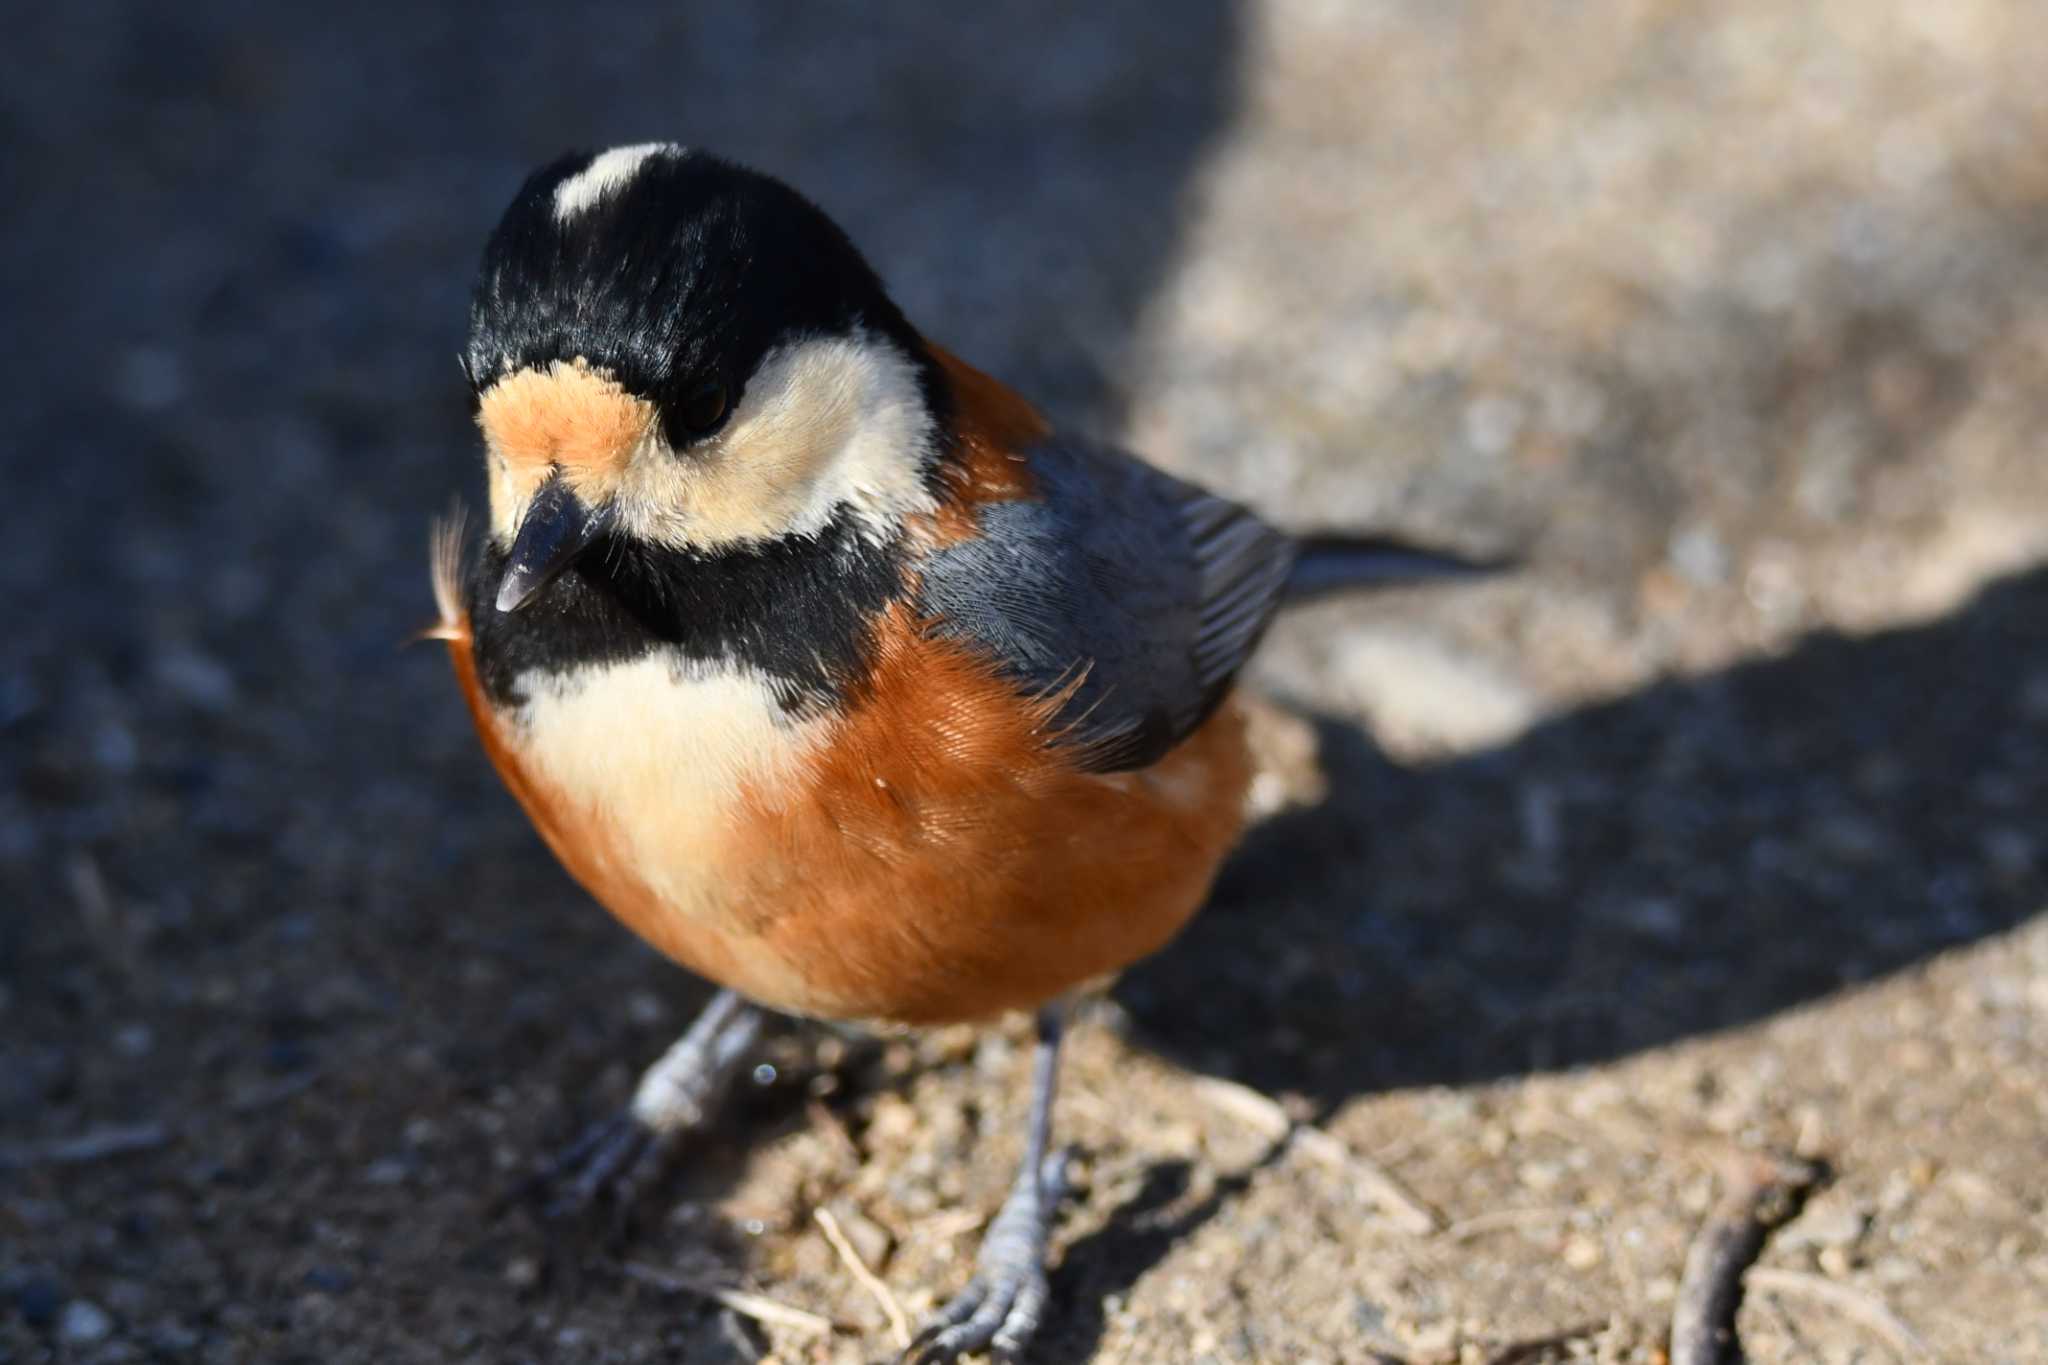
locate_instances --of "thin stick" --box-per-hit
[914,1208,989,1242]
[1191,1075,1442,1235]
[1190,1075,1291,1141]
[1746,1267,1930,1363]
[1441,1205,1575,1243]
[0,1122,171,1170]
[1290,1126,1443,1235]
[815,1206,912,1349]
[1669,1152,1821,1365]
[619,1262,837,1337]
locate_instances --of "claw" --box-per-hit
[606,1123,683,1240]
[506,990,773,1236]
[546,1113,652,1220]
[903,1279,987,1362]
[903,1146,1072,1364]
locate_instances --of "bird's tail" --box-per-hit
[1282,532,1509,602]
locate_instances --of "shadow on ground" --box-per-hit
[1053,564,2046,1354]
[1131,564,2047,1099]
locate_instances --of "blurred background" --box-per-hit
[5,3,2047,1361]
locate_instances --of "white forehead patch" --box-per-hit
[552,143,679,223]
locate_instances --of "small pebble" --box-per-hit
[362,1157,409,1186]
[1463,392,1525,457]
[59,1299,115,1345]
[151,1320,203,1353]
[1623,898,1685,939]
[154,647,237,712]
[1669,523,1729,586]
[1780,1205,1866,1249]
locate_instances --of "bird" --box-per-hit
[426,142,1497,1362]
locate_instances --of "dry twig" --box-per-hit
[1189,1075,1292,1141]
[620,1261,837,1337]
[1669,1150,1821,1365]
[1747,1267,1930,1363]
[1191,1075,1442,1234]
[814,1205,912,1349]
[0,1121,171,1170]
[1290,1125,1443,1235]
[1441,1206,1575,1243]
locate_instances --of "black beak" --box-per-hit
[495,474,616,613]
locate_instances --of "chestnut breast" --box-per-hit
[447,604,1252,1025]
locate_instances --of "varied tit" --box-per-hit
[427,142,1495,1363]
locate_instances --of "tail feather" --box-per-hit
[1283,533,1510,602]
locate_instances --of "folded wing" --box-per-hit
[916,441,1296,772]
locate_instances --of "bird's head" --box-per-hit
[463,144,943,612]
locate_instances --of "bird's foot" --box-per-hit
[525,1109,681,1228]
[904,1148,1070,1364]
[518,989,768,1234]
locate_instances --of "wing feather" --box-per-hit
[916,441,1294,772]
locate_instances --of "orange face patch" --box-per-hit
[477,360,655,496]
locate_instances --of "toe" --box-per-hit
[906,1284,1014,1364]
[990,1263,1049,1358]
[545,1114,650,1218]
[903,1277,986,1363]
[606,1124,682,1239]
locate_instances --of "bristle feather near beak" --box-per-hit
[418,500,472,643]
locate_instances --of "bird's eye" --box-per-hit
[669,380,730,444]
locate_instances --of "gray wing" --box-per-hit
[915,439,1295,772]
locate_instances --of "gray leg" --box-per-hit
[533,989,768,1222]
[905,1003,1071,1364]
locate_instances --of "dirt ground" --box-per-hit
[6,3,2048,1361]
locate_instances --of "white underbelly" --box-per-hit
[503,653,826,914]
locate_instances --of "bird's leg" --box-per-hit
[531,988,769,1225]
[906,1002,1071,1364]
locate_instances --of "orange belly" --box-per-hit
[448,605,1252,1025]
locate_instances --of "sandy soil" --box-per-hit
[6,3,2047,1361]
